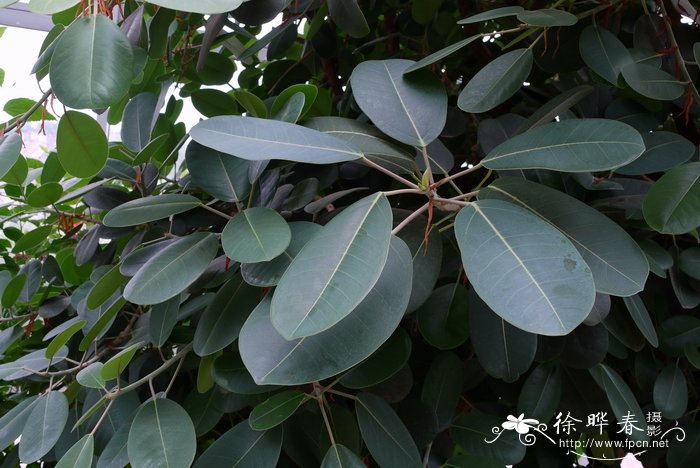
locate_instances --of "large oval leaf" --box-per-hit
[56,434,93,468]
[222,207,291,263]
[19,391,69,463]
[128,399,196,468]
[249,390,306,430]
[124,233,219,305]
[193,277,261,356]
[591,364,647,442]
[517,362,562,422]
[192,420,282,468]
[622,62,685,100]
[321,445,366,468]
[416,283,469,350]
[191,116,363,164]
[0,396,38,453]
[148,0,243,14]
[469,289,537,382]
[239,236,412,385]
[355,393,422,468]
[653,364,687,420]
[50,15,134,109]
[579,26,632,85]
[642,162,700,234]
[270,193,392,340]
[480,178,649,296]
[458,49,533,114]
[328,0,369,37]
[185,141,251,202]
[28,0,80,14]
[149,296,180,348]
[616,131,695,175]
[350,59,447,147]
[121,92,158,152]
[103,194,201,227]
[483,119,645,172]
[455,199,595,336]
[56,111,108,178]
[0,133,21,179]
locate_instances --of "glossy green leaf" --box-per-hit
[416,283,469,349]
[483,119,645,172]
[193,277,260,356]
[1,274,26,307]
[222,208,291,263]
[2,154,27,185]
[19,391,69,463]
[76,363,106,389]
[451,411,526,465]
[304,117,414,174]
[469,289,537,381]
[355,393,422,468]
[517,9,577,26]
[86,263,127,309]
[234,90,268,118]
[185,141,251,202]
[56,434,93,468]
[192,421,282,468]
[404,35,480,74]
[239,237,412,385]
[0,397,37,453]
[517,85,594,133]
[128,399,196,468]
[653,364,687,419]
[78,297,125,351]
[271,84,318,119]
[124,233,219,304]
[45,319,85,359]
[643,162,700,234]
[455,199,594,336]
[622,62,685,100]
[623,294,658,347]
[121,92,158,152]
[249,390,306,430]
[26,182,63,207]
[422,353,465,429]
[480,178,649,296]
[101,342,142,381]
[579,26,632,85]
[591,364,647,442]
[679,247,700,280]
[191,116,363,164]
[241,221,322,287]
[321,444,366,468]
[271,193,391,339]
[148,0,243,14]
[149,296,180,348]
[13,225,52,253]
[0,133,21,179]
[350,59,447,147]
[340,329,412,389]
[50,15,134,109]
[517,362,562,422]
[328,0,369,37]
[616,131,695,175]
[458,49,533,114]
[458,6,524,24]
[56,111,108,178]
[28,0,80,14]
[103,194,201,227]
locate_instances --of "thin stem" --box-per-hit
[423,441,433,468]
[435,162,483,187]
[326,388,357,400]
[383,188,424,196]
[3,88,53,133]
[433,196,470,207]
[450,190,480,201]
[90,399,114,435]
[391,203,429,235]
[658,0,700,106]
[317,394,336,446]
[200,203,233,220]
[105,343,193,400]
[165,354,185,395]
[361,157,420,189]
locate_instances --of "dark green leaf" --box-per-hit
[103,194,201,227]
[579,26,632,85]
[149,296,180,347]
[0,133,21,179]
[86,263,127,309]
[623,294,658,347]
[416,283,469,350]
[451,411,526,465]
[404,35,480,74]
[321,444,366,468]
[643,162,700,234]
[622,62,685,100]
[517,9,577,26]
[616,131,695,175]
[56,111,108,178]
[128,399,196,468]
[591,364,647,442]
[186,141,251,202]
[517,362,562,422]
[350,59,447,147]
[421,353,465,429]
[483,119,645,172]
[222,208,291,263]
[192,420,282,468]
[458,6,524,24]
[458,49,533,114]
[0,397,38,453]
[249,390,306,430]
[328,0,368,37]
[340,329,412,389]
[271,193,392,339]
[50,15,134,109]
[121,92,158,152]
[56,434,93,468]
[355,393,422,468]
[455,199,595,336]
[653,364,687,419]
[45,319,86,359]
[19,391,69,463]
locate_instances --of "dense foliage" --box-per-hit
[0,0,699,466]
